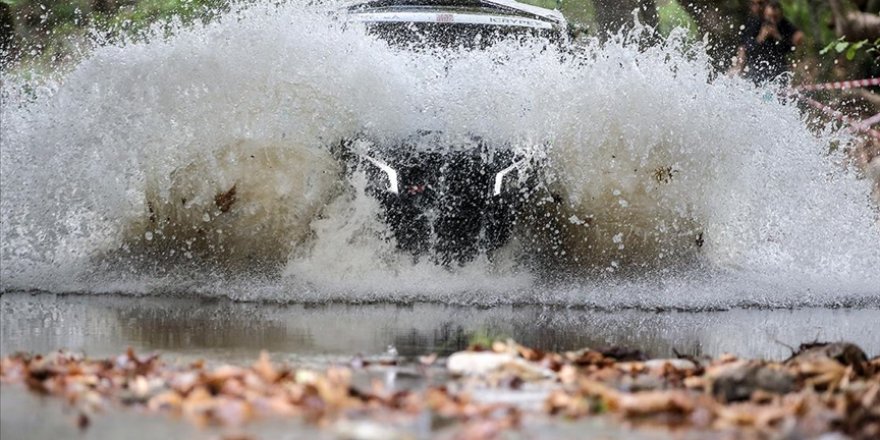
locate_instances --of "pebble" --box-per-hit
[447,351,516,375]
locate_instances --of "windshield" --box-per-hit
[362,21,560,50]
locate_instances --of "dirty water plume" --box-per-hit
[1,2,878,309]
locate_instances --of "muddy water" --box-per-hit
[3,3,880,311]
[3,2,880,438]
[3,292,878,364]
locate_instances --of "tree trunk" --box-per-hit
[677,0,746,70]
[829,0,880,41]
[0,2,16,62]
[592,0,658,34]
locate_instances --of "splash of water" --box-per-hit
[1,2,878,308]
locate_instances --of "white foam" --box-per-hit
[1,3,878,308]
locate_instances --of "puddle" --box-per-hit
[3,292,878,364]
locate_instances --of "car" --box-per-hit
[337,0,567,265]
[345,0,567,49]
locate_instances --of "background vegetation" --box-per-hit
[1,1,877,90]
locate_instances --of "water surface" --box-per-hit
[3,292,877,364]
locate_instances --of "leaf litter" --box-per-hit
[1,341,878,439]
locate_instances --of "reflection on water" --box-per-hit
[2,292,878,364]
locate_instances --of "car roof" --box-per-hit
[347,0,565,25]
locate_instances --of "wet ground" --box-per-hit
[2,291,879,439]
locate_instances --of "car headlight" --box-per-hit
[362,155,399,195]
[493,159,525,196]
